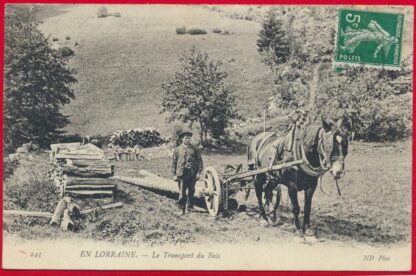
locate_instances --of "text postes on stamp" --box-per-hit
[335,9,404,70]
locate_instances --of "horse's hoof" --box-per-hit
[294,229,303,237]
[304,235,318,244]
[270,218,283,227]
[260,219,269,227]
[304,228,314,236]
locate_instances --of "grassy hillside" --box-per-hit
[38,5,413,137]
[38,5,274,136]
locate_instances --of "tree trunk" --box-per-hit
[199,121,205,144]
[4,210,53,218]
[308,63,322,110]
[113,173,206,198]
[204,129,208,142]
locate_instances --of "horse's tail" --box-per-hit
[246,136,257,167]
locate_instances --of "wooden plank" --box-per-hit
[67,159,112,167]
[62,165,113,178]
[82,202,123,214]
[4,210,53,218]
[64,177,117,186]
[64,190,114,195]
[55,153,104,160]
[65,184,116,190]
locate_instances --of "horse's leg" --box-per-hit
[270,185,282,226]
[303,180,317,236]
[288,186,301,235]
[263,181,272,215]
[254,174,269,225]
[263,179,279,223]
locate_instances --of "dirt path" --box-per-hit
[110,176,408,248]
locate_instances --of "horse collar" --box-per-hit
[295,127,329,177]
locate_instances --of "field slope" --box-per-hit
[39,5,274,136]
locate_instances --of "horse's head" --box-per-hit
[319,117,350,179]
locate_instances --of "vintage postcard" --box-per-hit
[3,4,413,271]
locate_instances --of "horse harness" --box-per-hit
[256,114,342,178]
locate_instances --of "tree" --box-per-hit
[315,65,412,142]
[257,11,290,70]
[161,48,239,144]
[4,6,77,152]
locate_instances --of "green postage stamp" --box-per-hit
[335,9,404,70]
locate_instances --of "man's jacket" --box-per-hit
[171,144,203,177]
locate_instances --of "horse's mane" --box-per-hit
[302,123,322,153]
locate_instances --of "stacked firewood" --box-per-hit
[109,127,165,148]
[49,143,116,200]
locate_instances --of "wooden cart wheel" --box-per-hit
[203,167,223,216]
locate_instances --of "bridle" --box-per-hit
[294,124,345,178]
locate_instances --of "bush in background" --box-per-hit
[176,27,186,35]
[212,28,222,34]
[97,6,109,18]
[187,28,207,35]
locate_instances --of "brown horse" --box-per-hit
[247,113,349,235]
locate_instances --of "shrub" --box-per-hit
[355,94,412,142]
[212,28,222,34]
[65,35,70,40]
[56,133,83,144]
[175,27,186,35]
[90,134,111,148]
[57,46,74,58]
[52,37,59,41]
[97,6,109,18]
[4,157,59,212]
[4,158,19,180]
[187,28,207,35]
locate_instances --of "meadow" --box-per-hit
[4,140,411,246]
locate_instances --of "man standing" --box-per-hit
[171,128,203,215]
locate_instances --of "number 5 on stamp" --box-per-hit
[335,9,404,70]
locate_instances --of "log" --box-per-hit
[60,209,74,231]
[112,175,205,197]
[82,202,123,214]
[61,164,113,177]
[64,177,117,186]
[65,184,116,190]
[65,190,114,196]
[55,153,104,160]
[4,210,53,218]
[67,159,111,167]
[50,199,67,225]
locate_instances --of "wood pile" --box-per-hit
[49,142,116,200]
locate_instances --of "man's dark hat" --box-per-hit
[179,128,193,138]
